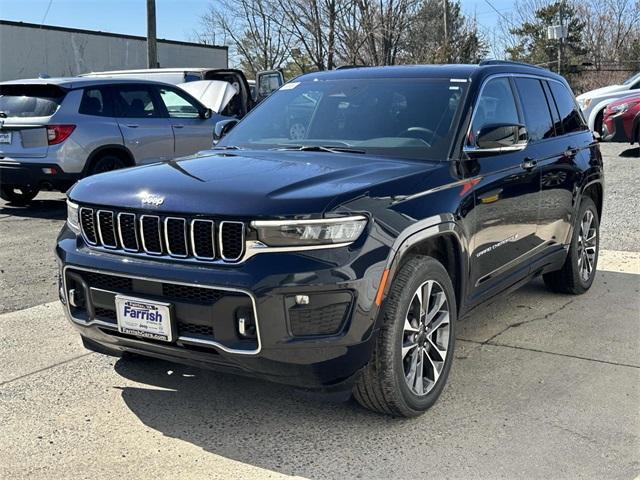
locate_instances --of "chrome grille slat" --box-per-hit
[79,207,97,245]
[219,221,245,262]
[140,215,163,255]
[164,217,188,258]
[78,207,245,263]
[117,212,139,252]
[96,210,117,249]
[191,219,215,260]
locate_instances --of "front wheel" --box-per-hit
[353,255,456,417]
[543,197,599,294]
[0,185,40,205]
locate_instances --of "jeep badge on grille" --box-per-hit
[139,192,165,206]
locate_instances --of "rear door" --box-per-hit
[0,83,65,158]
[467,76,543,299]
[112,84,174,164]
[155,85,213,157]
[534,80,590,247]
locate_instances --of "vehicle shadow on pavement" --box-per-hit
[112,272,639,479]
[619,146,639,158]
[0,197,66,220]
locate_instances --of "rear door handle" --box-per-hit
[564,146,578,156]
[521,158,538,170]
[125,124,139,128]
[173,124,184,129]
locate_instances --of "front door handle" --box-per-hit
[564,146,578,156]
[125,124,139,128]
[521,158,538,170]
[173,125,184,129]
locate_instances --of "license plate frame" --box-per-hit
[0,131,12,144]
[115,295,175,342]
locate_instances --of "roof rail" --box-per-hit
[479,59,547,70]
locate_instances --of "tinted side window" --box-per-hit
[548,81,586,134]
[471,77,520,139]
[514,78,554,141]
[542,81,562,135]
[79,88,110,116]
[113,86,161,118]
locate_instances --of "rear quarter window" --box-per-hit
[548,81,587,134]
[0,84,65,117]
[79,88,112,116]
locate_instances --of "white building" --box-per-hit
[0,20,228,81]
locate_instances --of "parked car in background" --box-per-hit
[603,94,640,145]
[82,67,284,108]
[0,77,224,204]
[576,71,640,134]
[57,62,603,417]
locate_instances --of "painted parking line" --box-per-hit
[598,249,640,275]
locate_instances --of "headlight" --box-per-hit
[609,103,628,114]
[66,200,80,233]
[252,215,367,247]
[578,97,591,110]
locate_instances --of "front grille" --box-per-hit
[79,207,245,263]
[83,271,133,292]
[162,283,225,304]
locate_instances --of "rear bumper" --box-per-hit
[0,160,80,191]
[55,225,389,392]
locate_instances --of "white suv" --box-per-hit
[576,72,640,134]
[0,77,220,204]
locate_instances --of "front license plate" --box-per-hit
[115,295,174,342]
[0,132,11,144]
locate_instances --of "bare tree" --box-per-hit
[196,0,292,76]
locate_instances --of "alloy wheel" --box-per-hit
[401,280,450,396]
[577,209,597,282]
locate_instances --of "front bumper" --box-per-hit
[602,113,632,142]
[0,160,80,191]
[56,225,390,391]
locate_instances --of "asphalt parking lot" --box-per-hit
[0,142,638,479]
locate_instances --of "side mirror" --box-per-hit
[464,123,528,155]
[200,108,213,120]
[212,119,239,145]
[255,70,284,102]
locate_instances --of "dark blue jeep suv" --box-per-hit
[56,62,603,417]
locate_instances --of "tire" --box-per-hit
[353,255,457,417]
[0,184,40,205]
[88,154,127,176]
[594,111,604,136]
[543,197,599,294]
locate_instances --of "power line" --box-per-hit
[482,0,516,28]
[40,0,54,26]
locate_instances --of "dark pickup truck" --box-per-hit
[56,61,603,417]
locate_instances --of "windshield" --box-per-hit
[0,84,65,118]
[622,72,640,85]
[219,77,466,161]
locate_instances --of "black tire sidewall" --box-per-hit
[89,154,126,175]
[389,258,457,413]
[569,198,599,291]
[0,185,39,204]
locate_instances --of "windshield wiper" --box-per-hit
[277,145,366,154]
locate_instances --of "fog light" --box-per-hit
[236,308,256,338]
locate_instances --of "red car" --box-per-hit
[603,94,640,144]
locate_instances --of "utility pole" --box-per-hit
[146,0,158,68]
[557,0,564,75]
[443,0,448,62]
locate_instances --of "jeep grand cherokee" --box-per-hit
[56,61,603,417]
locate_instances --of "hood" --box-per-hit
[607,93,640,108]
[69,150,434,218]
[577,83,628,99]
[178,80,238,113]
